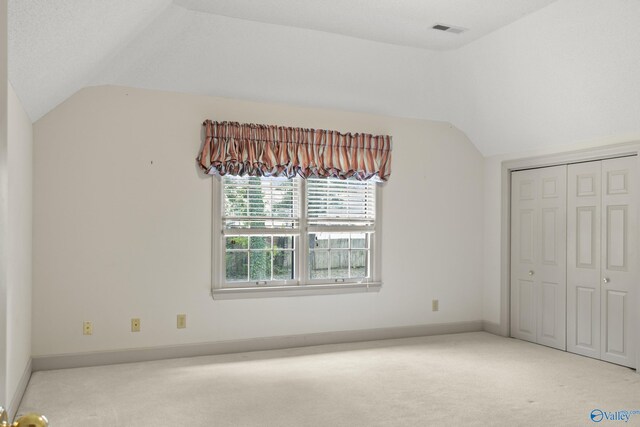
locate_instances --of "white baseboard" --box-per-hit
[7,358,32,420]
[32,320,483,371]
[482,321,507,337]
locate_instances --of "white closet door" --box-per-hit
[511,165,567,350]
[567,161,602,359]
[601,157,637,368]
[511,168,538,344]
[567,157,637,368]
[536,166,567,349]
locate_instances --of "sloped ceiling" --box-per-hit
[173,0,557,50]
[9,0,640,156]
[9,0,172,121]
[444,0,640,156]
[91,4,448,124]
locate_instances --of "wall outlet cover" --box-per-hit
[131,318,141,332]
[83,321,93,335]
[177,314,187,329]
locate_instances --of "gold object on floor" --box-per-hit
[0,407,49,427]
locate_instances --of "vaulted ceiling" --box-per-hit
[8,1,640,156]
[173,0,557,50]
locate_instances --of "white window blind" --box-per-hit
[223,176,300,231]
[306,178,376,228]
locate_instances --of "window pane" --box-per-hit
[225,234,297,284]
[226,252,248,282]
[226,236,248,250]
[249,236,271,249]
[330,250,349,278]
[273,250,294,280]
[249,251,272,281]
[307,233,372,281]
[351,250,368,278]
[351,233,368,249]
[309,250,329,279]
[274,236,294,249]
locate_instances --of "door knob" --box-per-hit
[528,270,534,276]
[603,277,610,284]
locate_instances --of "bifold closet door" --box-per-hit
[511,165,567,350]
[567,157,638,368]
[567,161,602,360]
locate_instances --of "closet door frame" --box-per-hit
[498,142,640,371]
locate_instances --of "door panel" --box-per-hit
[567,161,602,359]
[542,208,558,264]
[541,281,558,338]
[511,166,567,350]
[605,290,626,355]
[576,207,596,268]
[601,157,637,368]
[576,286,595,347]
[518,279,536,336]
[511,168,539,343]
[536,166,567,350]
[606,205,627,270]
[519,209,535,263]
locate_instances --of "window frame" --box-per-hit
[211,176,383,299]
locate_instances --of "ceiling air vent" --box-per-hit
[432,24,467,34]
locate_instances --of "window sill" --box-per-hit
[212,282,382,300]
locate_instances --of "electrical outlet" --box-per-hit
[131,318,141,332]
[83,321,93,335]
[177,314,187,329]
[432,299,439,312]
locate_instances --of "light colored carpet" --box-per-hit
[18,332,640,426]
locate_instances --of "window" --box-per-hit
[213,176,381,298]
[306,177,376,282]
[222,176,300,285]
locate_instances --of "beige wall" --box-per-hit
[33,85,484,356]
[0,0,8,407]
[6,83,33,408]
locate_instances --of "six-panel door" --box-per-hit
[567,161,602,360]
[511,165,567,350]
[600,157,637,368]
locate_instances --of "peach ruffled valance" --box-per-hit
[198,120,392,181]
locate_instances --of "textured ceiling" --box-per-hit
[13,1,638,158]
[8,0,557,124]
[175,0,557,50]
[8,0,171,121]
[91,5,448,124]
